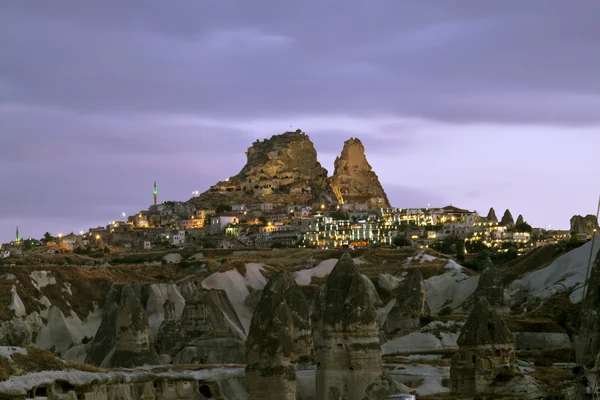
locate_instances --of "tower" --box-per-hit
[153,181,158,207]
[15,227,20,243]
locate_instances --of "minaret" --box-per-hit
[15,227,20,243]
[153,181,158,207]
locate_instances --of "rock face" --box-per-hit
[465,258,507,314]
[86,284,157,368]
[313,253,382,400]
[516,214,524,226]
[575,248,600,366]
[174,285,247,365]
[245,271,313,400]
[190,130,329,208]
[570,214,599,237]
[384,269,430,336]
[501,209,515,227]
[487,208,498,223]
[154,299,184,356]
[451,297,516,396]
[328,138,390,208]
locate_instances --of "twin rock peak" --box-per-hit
[193,130,390,208]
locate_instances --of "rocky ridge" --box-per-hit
[190,130,329,208]
[328,138,390,208]
[570,214,599,236]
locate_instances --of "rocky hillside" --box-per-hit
[328,138,390,208]
[570,214,599,236]
[190,130,329,208]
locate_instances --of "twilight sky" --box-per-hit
[1,1,600,242]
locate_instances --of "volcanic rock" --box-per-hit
[570,214,599,237]
[384,269,430,336]
[451,297,516,396]
[190,130,329,208]
[465,258,507,314]
[486,207,498,223]
[516,214,524,226]
[313,253,382,400]
[501,209,515,227]
[245,270,313,400]
[328,138,390,208]
[154,299,184,356]
[575,248,600,366]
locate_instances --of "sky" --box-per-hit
[1,1,600,242]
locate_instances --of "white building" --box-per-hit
[0,251,10,258]
[210,214,239,234]
[259,203,274,212]
[232,204,247,211]
[172,231,186,246]
[144,241,152,250]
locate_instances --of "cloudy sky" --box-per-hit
[2,1,600,242]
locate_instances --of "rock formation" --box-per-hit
[501,209,515,227]
[190,130,329,208]
[487,208,498,223]
[451,297,516,396]
[245,270,313,400]
[570,214,599,237]
[155,299,184,356]
[328,138,390,208]
[384,269,430,336]
[175,286,247,365]
[465,258,507,314]
[516,214,524,226]
[575,248,600,367]
[86,284,157,368]
[313,253,382,400]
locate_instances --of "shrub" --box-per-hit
[439,306,453,316]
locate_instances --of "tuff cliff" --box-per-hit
[570,214,599,237]
[190,130,329,208]
[328,138,390,208]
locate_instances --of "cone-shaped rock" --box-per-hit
[486,208,498,223]
[501,209,514,227]
[466,258,507,314]
[384,269,430,336]
[328,138,390,208]
[451,297,516,396]
[314,253,382,400]
[155,299,184,356]
[515,214,524,226]
[245,271,313,400]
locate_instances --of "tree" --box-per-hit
[393,235,411,247]
[330,210,349,220]
[515,222,533,233]
[43,232,55,242]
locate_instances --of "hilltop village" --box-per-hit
[1,131,600,399]
[1,131,597,265]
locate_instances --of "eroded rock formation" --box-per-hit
[516,214,524,226]
[451,297,516,396]
[384,269,430,336]
[570,214,599,237]
[465,258,507,314]
[313,253,382,400]
[190,130,329,208]
[328,138,390,208]
[575,248,600,367]
[487,208,498,223]
[245,270,313,400]
[501,209,515,227]
[86,284,157,368]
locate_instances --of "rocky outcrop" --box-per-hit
[575,248,600,367]
[501,209,515,227]
[155,299,184,356]
[85,284,157,368]
[465,258,507,314]
[245,271,313,400]
[516,214,524,226]
[328,138,390,208]
[313,254,382,400]
[174,286,247,365]
[190,130,329,208]
[384,269,430,336]
[570,214,599,237]
[451,297,516,396]
[487,208,498,223]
